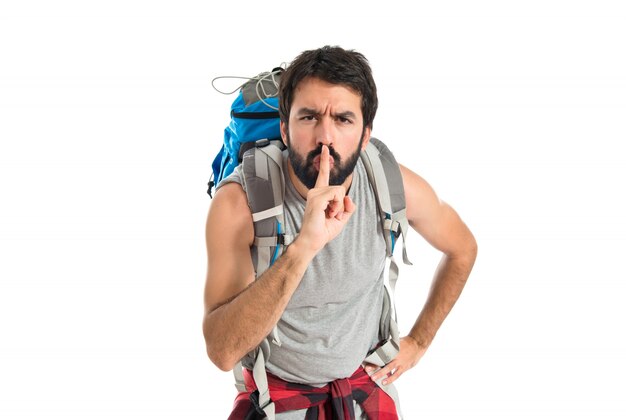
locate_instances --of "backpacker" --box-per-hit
[209,68,412,419]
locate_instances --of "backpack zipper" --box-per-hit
[231,111,279,119]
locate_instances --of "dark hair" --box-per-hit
[278,45,378,131]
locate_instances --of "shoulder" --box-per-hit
[206,180,254,248]
[398,164,442,219]
[398,162,448,239]
[399,163,476,256]
[204,180,256,313]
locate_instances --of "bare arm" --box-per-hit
[203,145,355,371]
[401,164,477,348]
[370,164,477,385]
[202,182,310,371]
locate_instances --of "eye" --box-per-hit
[300,115,316,121]
[337,116,352,124]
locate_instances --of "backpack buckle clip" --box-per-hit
[255,138,270,148]
[249,390,273,415]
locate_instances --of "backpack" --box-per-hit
[209,68,412,419]
[207,68,283,197]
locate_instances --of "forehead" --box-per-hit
[291,77,362,114]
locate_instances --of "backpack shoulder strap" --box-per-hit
[361,138,412,392]
[233,138,290,420]
[240,139,293,275]
[360,137,412,265]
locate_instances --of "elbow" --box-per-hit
[203,316,237,372]
[206,346,237,372]
[462,234,478,275]
[468,234,478,264]
[461,226,478,263]
[450,231,478,272]
[462,237,478,285]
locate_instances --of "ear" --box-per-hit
[360,127,371,150]
[280,121,288,147]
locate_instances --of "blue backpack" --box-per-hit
[207,68,284,197]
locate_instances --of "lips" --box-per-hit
[313,154,335,171]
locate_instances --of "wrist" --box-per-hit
[284,239,316,272]
[288,235,320,263]
[408,332,432,349]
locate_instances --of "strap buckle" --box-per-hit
[255,138,270,148]
[249,390,273,415]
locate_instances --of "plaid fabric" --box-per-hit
[228,366,398,419]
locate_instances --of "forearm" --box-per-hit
[203,242,311,371]
[409,247,477,348]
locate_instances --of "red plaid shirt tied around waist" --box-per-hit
[228,366,398,419]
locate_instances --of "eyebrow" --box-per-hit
[295,107,357,120]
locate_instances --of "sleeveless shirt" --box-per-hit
[219,151,387,386]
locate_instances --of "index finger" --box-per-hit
[314,145,330,188]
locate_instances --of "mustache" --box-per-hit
[306,144,341,163]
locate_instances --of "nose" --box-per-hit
[315,116,334,148]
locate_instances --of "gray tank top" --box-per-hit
[220,151,386,386]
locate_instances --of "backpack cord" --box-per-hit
[211,65,286,111]
[210,75,252,95]
[254,69,282,111]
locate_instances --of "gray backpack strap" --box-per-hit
[361,138,412,265]
[251,339,275,419]
[233,361,247,392]
[232,139,289,420]
[360,138,410,419]
[241,139,290,275]
[241,139,291,347]
[360,137,412,313]
[232,339,276,419]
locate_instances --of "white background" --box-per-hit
[1,1,625,419]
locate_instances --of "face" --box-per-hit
[280,77,371,190]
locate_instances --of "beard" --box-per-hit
[286,134,364,190]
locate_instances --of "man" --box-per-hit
[203,46,477,419]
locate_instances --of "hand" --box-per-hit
[365,336,427,386]
[296,145,356,255]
